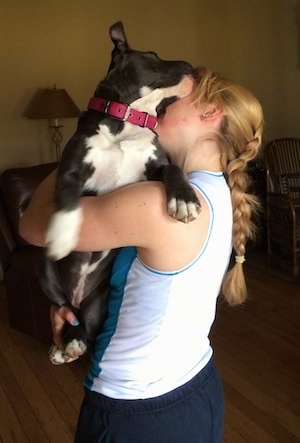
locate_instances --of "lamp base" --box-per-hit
[50,125,63,161]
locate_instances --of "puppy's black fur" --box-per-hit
[40,22,200,364]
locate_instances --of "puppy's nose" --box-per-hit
[179,61,194,74]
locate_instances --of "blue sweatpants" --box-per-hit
[74,358,224,443]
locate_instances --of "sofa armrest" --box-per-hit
[0,193,16,271]
[0,162,58,248]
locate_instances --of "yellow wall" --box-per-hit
[1,0,300,171]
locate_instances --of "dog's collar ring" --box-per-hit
[88,97,158,130]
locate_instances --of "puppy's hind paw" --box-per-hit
[48,345,79,365]
[49,345,66,365]
[65,339,87,359]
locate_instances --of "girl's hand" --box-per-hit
[50,305,79,347]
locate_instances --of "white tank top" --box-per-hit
[84,170,233,399]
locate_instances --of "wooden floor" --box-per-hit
[0,250,299,442]
[211,250,300,443]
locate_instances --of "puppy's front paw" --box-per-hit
[45,208,83,261]
[168,198,201,223]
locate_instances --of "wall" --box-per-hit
[0,0,300,172]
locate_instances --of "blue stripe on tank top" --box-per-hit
[84,246,137,390]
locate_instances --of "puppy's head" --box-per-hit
[98,21,194,108]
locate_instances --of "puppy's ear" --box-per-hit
[108,21,130,72]
[109,21,129,51]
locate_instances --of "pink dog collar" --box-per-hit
[88,97,157,130]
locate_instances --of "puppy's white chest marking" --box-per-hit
[84,125,157,194]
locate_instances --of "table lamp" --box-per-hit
[27,85,81,161]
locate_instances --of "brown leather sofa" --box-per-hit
[0,162,58,343]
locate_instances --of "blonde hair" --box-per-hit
[194,67,264,305]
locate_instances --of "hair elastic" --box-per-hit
[235,255,246,264]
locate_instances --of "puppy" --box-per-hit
[39,21,201,364]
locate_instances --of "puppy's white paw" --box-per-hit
[48,345,79,365]
[45,208,83,261]
[168,198,201,223]
[65,339,87,359]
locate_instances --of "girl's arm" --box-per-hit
[19,171,208,271]
[19,171,180,250]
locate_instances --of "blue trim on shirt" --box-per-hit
[84,247,137,389]
[188,170,224,177]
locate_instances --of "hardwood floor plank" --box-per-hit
[224,396,278,443]
[224,383,299,443]
[0,381,30,443]
[213,304,300,400]
[223,423,249,443]
[213,322,300,430]
[10,332,81,434]
[0,351,48,442]
[216,356,300,440]
[212,258,300,443]
[0,312,74,442]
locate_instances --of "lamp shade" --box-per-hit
[27,85,81,120]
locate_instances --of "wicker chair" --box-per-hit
[264,138,300,282]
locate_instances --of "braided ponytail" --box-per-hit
[221,145,261,304]
[194,67,264,305]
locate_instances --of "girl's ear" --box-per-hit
[200,107,224,121]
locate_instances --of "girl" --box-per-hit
[20,66,264,442]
